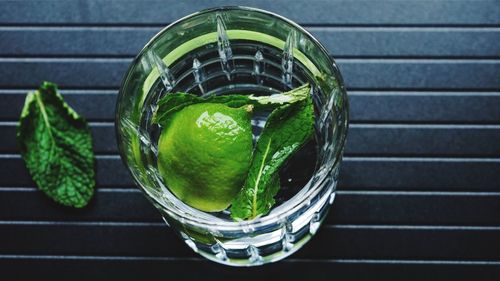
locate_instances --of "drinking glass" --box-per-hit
[116,6,349,266]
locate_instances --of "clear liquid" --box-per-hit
[138,40,323,221]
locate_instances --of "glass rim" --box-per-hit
[117,5,349,231]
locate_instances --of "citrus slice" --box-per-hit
[157,103,253,212]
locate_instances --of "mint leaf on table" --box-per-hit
[17,82,95,208]
[152,84,311,127]
[230,85,314,220]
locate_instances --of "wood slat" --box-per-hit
[350,92,500,123]
[0,59,127,89]
[346,124,500,157]
[1,123,117,154]
[338,59,500,90]
[2,156,500,190]
[341,157,500,190]
[1,156,133,187]
[0,223,499,260]
[0,189,159,222]
[311,27,500,58]
[1,257,499,281]
[0,59,498,90]
[3,90,500,123]
[1,0,498,26]
[1,27,499,57]
[3,123,500,157]
[0,27,158,57]
[0,90,116,121]
[330,192,500,225]
[1,189,500,226]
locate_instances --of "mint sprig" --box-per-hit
[152,84,311,128]
[230,86,314,220]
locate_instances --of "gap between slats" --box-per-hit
[1,24,500,28]
[1,254,500,266]
[6,120,500,128]
[1,26,500,31]
[3,187,500,197]
[0,220,499,231]
[2,154,500,162]
[1,57,499,62]
[3,89,500,95]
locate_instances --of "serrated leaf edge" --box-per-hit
[17,82,95,208]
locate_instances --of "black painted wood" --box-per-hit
[0,90,116,121]
[349,92,500,123]
[3,90,500,123]
[1,0,498,26]
[346,124,500,157]
[340,158,500,190]
[1,27,499,58]
[1,189,500,226]
[1,223,499,260]
[2,156,500,190]
[0,59,499,89]
[4,122,500,156]
[1,258,499,281]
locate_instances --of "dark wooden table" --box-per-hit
[1,1,499,280]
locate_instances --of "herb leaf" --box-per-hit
[153,84,311,127]
[230,85,314,220]
[17,82,95,208]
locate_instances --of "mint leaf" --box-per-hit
[152,92,201,126]
[153,84,310,127]
[153,93,250,126]
[17,82,95,208]
[230,85,314,220]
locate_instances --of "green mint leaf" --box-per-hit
[152,92,201,126]
[153,84,310,127]
[152,93,250,126]
[17,82,95,208]
[230,85,314,220]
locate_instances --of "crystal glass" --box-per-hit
[116,6,349,266]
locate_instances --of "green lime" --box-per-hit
[157,103,253,212]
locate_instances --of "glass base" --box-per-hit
[196,233,312,266]
[161,165,338,266]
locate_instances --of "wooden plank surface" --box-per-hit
[3,122,500,156]
[1,223,499,260]
[1,0,499,26]
[0,59,498,89]
[1,27,499,58]
[2,155,500,190]
[1,257,498,281]
[1,189,499,226]
[3,90,500,123]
